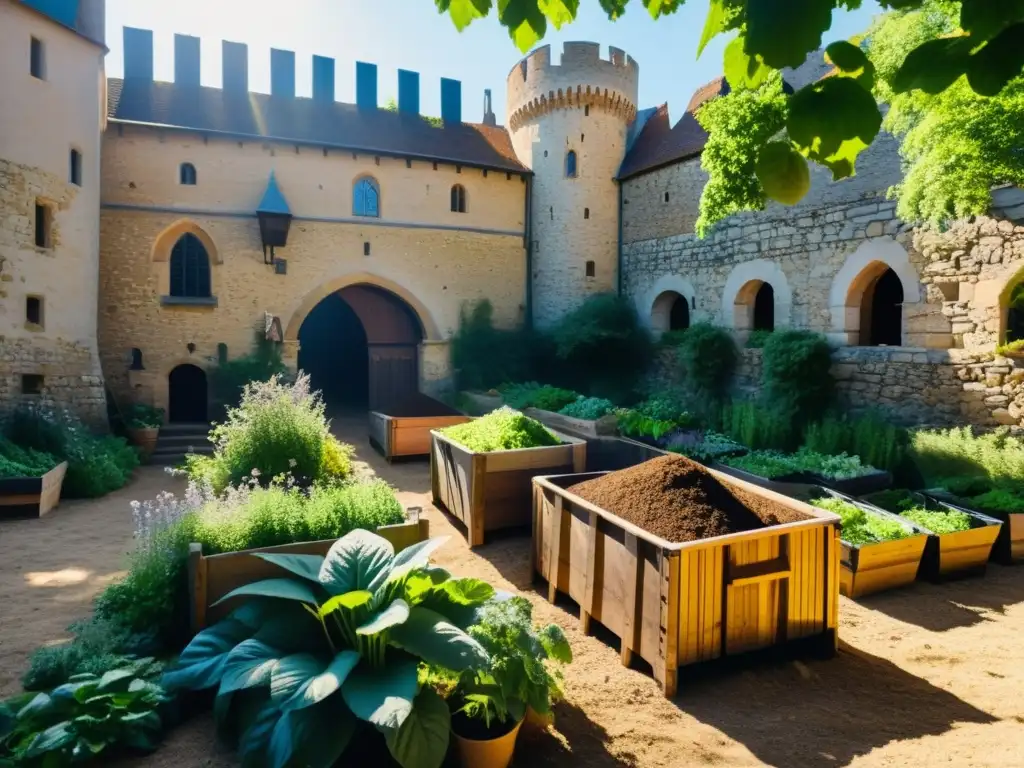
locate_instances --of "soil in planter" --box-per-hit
[567,454,808,543]
[450,709,520,741]
[377,392,461,417]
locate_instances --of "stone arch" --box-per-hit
[829,238,921,346]
[159,357,209,423]
[151,219,221,264]
[642,275,697,334]
[721,260,793,332]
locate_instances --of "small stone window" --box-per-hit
[566,150,578,178]
[584,105,590,117]
[70,149,82,186]
[180,163,197,185]
[450,184,467,213]
[25,295,43,327]
[363,241,371,256]
[754,283,775,332]
[130,348,144,370]
[34,201,51,248]
[217,343,229,364]
[584,207,590,219]
[664,192,670,203]
[30,37,45,79]
[21,374,44,395]
[585,260,595,278]
[581,133,585,143]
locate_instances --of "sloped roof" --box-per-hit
[257,172,291,215]
[106,78,528,174]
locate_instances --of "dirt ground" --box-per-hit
[2,412,1022,767]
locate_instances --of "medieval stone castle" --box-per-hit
[3,0,1024,429]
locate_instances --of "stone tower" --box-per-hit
[506,42,639,328]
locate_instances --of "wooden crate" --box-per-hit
[431,430,586,548]
[369,399,471,461]
[925,491,1024,565]
[523,407,618,439]
[532,468,841,698]
[584,436,669,472]
[187,518,428,633]
[0,462,68,520]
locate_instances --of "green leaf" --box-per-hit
[161,618,253,691]
[825,40,875,90]
[219,639,281,694]
[746,0,833,69]
[96,669,135,693]
[17,693,53,720]
[341,655,419,731]
[318,590,373,619]
[698,0,732,57]
[24,721,75,758]
[252,553,324,583]
[440,578,496,606]
[389,606,490,671]
[498,0,548,52]
[539,623,573,663]
[966,23,1024,96]
[438,0,493,32]
[643,0,682,19]
[270,693,355,768]
[378,536,449,591]
[357,598,411,635]
[239,702,282,766]
[892,35,974,94]
[724,35,771,90]
[319,530,395,596]
[0,702,14,739]
[537,0,578,29]
[212,577,321,607]
[385,688,451,768]
[960,0,1024,42]
[270,654,325,705]
[121,710,161,730]
[278,651,361,712]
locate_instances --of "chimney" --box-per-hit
[398,70,420,115]
[440,78,462,124]
[356,62,378,109]
[174,34,201,87]
[222,40,249,94]
[312,55,335,103]
[123,27,153,82]
[482,88,496,126]
[271,49,296,98]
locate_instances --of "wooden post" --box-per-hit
[621,532,643,667]
[662,553,681,697]
[580,508,599,634]
[188,543,208,634]
[469,453,487,547]
[571,441,586,473]
[546,494,565,603]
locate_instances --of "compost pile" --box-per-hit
[568,454,807,542]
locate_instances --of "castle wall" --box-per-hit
[0,0,106,426]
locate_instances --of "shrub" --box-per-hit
[659,329,690,347]
[746,329,773,348]
[440,407,559,452]
[787,448,877,480]
[208,332,290,416]
[0,439,58,479]
[760,330,834,424]
[635,391,692,424]
[723,450,801,479]
[616,409,678,440]
[720,400,798,451]
[910,426,1024,486]
[971,487,1024,514]
[676,323,737,415]
[126,403,164,428]
[662,430,746,463]
[500,382,579,412]
[559,396,616,420]
[803,412,907,474]
[451,300,542,390]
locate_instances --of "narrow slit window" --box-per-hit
[30,37,44,79]
[584,105,590,117]
[664,191,670,203]
[363,242,371,256]
[180,163,197,185]
[26,296,42,326]
[585,260,595,277]
[130,348,144,370]
[584,207,590,219]
[565,150,578,178]
[34,202,50,248]
[70,149,82,186]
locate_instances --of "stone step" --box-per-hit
[156,433,215,449]
[159,422,212,436]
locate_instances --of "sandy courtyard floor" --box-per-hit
[2,413,1023,766]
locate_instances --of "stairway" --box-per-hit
[151,422,214,467]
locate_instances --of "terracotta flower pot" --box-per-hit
[451,718,523,768]
[127,426,160,462]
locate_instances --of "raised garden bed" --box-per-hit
[710,462,817,498]
[0,462,69,520]
[187,515,429,632]
[585,436,669,472]
[523,407,618,439]
[925,489,1024,565]
[532,463,840,697]
[368,394,471,461]
[430,428,586,547]
[816,469,892,496]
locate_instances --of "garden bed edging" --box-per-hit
[0,462,69,520]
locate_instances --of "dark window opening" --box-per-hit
[22,374,44,395]
[863,267,904,346]
[217,343,229,364]
[584,207,590,219]
[691,296,697,309]
[34,202,50,248]
[168,364,208,423]
[581,133,585,143]
[753,283,775,332]
[566,150,578,178]
[450,184,467,213]
[585,260,595,277]
[543,150,548,158]
[69,149,82,186]
[180,162,197,185]
[169,233,212,298]
[584,105,590,116]
[670,296,690,331]
[30,37,44,79]
[130,348,144,370]
[363,242,371,256]
[26,296,42,326]
[664,191,670,203]
[1007,283,1024,345]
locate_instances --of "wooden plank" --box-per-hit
[621,532,643,666]
[663,554,681,697]
[726,555,791,587]
[469,453,487,547]
[572,440,587,473]
[546,494,565,603]
[188,543,207,636]
[776,533,790,644]
[581,509,599,634]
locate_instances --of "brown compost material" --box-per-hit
[566,454,808,543]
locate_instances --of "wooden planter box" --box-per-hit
[532,468,841,698]
[0,462,69,520]
[431,429,586,548]
[584,436,669,472]
[369,397,471,461]
[925,491,1024,565]
[523,407,618,439]
[711,462,817,499]
[188,517,429,632]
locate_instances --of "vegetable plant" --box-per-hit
[500,383,579,412]
[812,497,913,546]
[440,407,559,452]
[664,430,746,463]
[0,667,169,766]
[0,439,57,480]
[161,530,495,768]
[616,409,677,441]
[558,396,615,421]
[899,506,972,534]
[723,451,802,480]
[787,448,876,481]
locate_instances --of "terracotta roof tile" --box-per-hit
[106,78,528,174]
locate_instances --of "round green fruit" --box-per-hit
[756,142,811,205]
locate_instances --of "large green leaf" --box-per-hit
[277,651,361,712]
[960,0,1024,42]
[389,606,490,671]
[537,0,578,29]
[746,0,833,69]
[437,0,493,32]
[698,0,732,57]
[252,553,325,584]
[374,536,450,591]
[17,693,53,720]
[341,655,419,731]
[269,654,325,706]
[269,693,356,768]
[239,702,282,767]
[219,639,282,694]
[825,40,875,90]
[967,23,1024,96]
[438,578,495,606]
[212,578,321,607]
[539,623,573,664]
[498,0,548,52]
[24,722,75,758]
[161,618,253,692]
[724,34,771,90]
[96,669,134,693]
[385,688,451,768]
[318,590,373,619]
[357,599,411,635]
[319,530,395,596]
[892,35,974,94]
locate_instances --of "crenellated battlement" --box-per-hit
[506,42,639,132]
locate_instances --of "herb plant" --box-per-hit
[440,407,559,452]
[899,506,973,534]
[126,404,164,429]
[788,448,876,481]
[616,409,677,441]
[558,396,615,421]
[970,487,1024,514]
[722,451,800,480]
[162,530,495,768]
[500,383,579,413]
[0,439,57,480]
[664,431,746,463]
[812,497,913,546]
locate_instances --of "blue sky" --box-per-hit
[104,0,882,125]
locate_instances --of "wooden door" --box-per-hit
[367,344,418,411]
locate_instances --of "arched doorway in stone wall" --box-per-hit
[298,284,424,411]
[861,267,904,346]
[734,279,776,332]
[168,364,208,423]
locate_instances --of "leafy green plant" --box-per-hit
[676,323,738,416]
[722,450,801,480]
[658,329,690,347]
[0,667,169,765]
[663,430,747,463]
[500,382,579,412]
[761,330,834,425]
[970,487,1024,514]
[803,412,907,474]
[812,497,913,546]
[440,407,559,452]
[862,488,918,513]
[634,391,692,424]
[0,439,57,479]
[126,404,164,429]
[451,301,543,391]
[162,530,495,768]
[787,448,878,481]
[899,506,972,534]
[746,329,773,349]
[720,400,798,452]
[615,409,677,441]
[996,338,1024,357]
[558,396,616,420]
[911,426,1024,486]
[209,332,290,415]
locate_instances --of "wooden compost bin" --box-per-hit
[369,395,471,461]
[0,462,68,520]
[532,468,841,698]
[188,518,428,632]
[523,407,618,439]
[431,429,586,548]
[585,436,669,472]
[925,491,1024,565]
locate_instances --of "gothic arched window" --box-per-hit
[169,233,211,298]
[353,177,380,217]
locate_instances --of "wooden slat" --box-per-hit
[621,532,643,666]
[469,453,487,547]
[189,543,207,636]
[581,509,599,634]
[546,494,564,603]
[663,554,681,697]
[727,555,791,587]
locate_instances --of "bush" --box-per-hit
[803,412,908,474]
[209,332,289,416]
[559,396,616,420]
[126,403,164,428]
[500,382,579,412]
[746,329,773,348]
[676,323,737,416]
[760,330,834,424]
[440,406,559,452]
[910,426,1024,486]
[635,391,692,423]
[659,329,690,347]
[719,400,798,451]
[452,300,542,390]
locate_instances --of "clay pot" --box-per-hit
[127,426,160,462]
[450,718,523,768]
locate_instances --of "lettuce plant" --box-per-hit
[161,530,495,768]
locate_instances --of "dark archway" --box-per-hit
[168,364,208,423]
[753,283,775,332]
[863,268,904,346]
[298,284,424,411]
[669,295,690,331]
